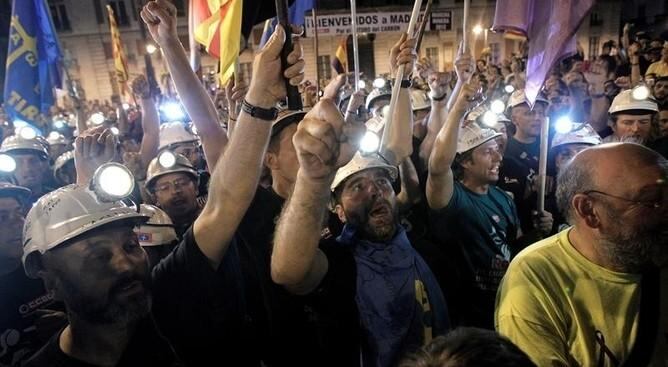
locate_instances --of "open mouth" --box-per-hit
[115,280,144,296]
[369,204,391,218]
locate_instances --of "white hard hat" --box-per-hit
[331,152,398,192]
[22,184,148,271]
[46,132,67,146]
[146,151,199,189]
[366,86,392,110]
[158,122,198,151]
[0,181,31,200]
[0,135,49,159]
[551,124,601,150]
[53,150,75,174]
[410,89,431,111]
[271,110,306,138]
[506,89,549,112]
[135,204,177,247]
[465,105,487,122]
[608,89,658,115]
[365,115,385,135]
[457,123,503,154]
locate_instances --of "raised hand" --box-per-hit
[293,99,365,181]
[131,75,151,99]
[246,26,305,109]
[428,71,452,100]
[225,79,248,121]
[140,0,178,47]
[74,127,117,184]
[322,73,349,100]
[390,33,418,76]
[454,41,475,83]
[344,90,368,125]
[451,82,479,116]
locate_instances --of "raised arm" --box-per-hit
[142,1,305,269]
[271,99,364,294]
[584,60,612,133]
[131,75,160,167]
[419,71,452,171]
[426,83,475,210]
[144,0,227,169]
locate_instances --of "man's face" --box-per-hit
[13,152,47,191]
[462,139,502,184]
[554,144,590,173]
[43,225,151,324]
[511,103,547,139]
[173,143,202,169]
[594,164,668,271]
[659,110,668,138]
[0,197,25,262]
[335,168,398,242]
[492,125,508,155]
[152,172,198,219]
[653,80,668,100]
[547,89,571,116]
[612,113,653,143]
[268,124,300,184]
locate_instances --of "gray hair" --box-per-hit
[556,156,595,224]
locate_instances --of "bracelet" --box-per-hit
[392,79,412,88]
[432,93,448,102]
[241,100,278,121]
[590,92,606,98]
[631,63,639,66]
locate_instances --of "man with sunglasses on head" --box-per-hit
[496,143,668,366]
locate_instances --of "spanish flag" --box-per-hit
[192,0,242,84]
[331,36,348,75]
[106,5,129,96]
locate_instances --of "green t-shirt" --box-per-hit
[429,181,519,328]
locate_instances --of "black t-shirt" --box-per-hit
[429,182,519,329]
[0,267,60,366]
[649,137,668,159]
[25,318,177,367]
[498,137,540,233]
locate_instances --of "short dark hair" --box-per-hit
[452,150,474,181]
[399,327,536,367]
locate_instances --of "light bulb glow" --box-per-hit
[359,131,380,153]
[146,44,157,54]
[482,110,498,127]
[490,99,505,114]
[191,125,198,135]
[54,119,65,129]
[13,120,28,128]
[0,154,16,172]
[160,102,186,121]
[91,113,105,125]
[358,80,366,89]
[97,164,134,198]
[19,126,37,140]
[555,116,574,134]
[473,25,483,35]
[373,78,387,89]
[122,103,130,110]
[110,127,120,135]
[158,151,176,168]
[48,131,60,140]
[632,85,650,100]
[504,85,515,94]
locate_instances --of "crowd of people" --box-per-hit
[0,0,667,366]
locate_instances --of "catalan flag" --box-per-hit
[192,0,243,84]
[331,36,348,75]
[106,5,129,97]
[3,0,63,126]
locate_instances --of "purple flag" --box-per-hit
[492,0,595,106]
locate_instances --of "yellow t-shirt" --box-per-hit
[495,228,668,366]
[646,61,668,77]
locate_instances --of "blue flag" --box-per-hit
[4,0,63,126]
[259,0,315,48]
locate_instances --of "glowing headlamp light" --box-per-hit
[90,113,105,125]
[555,115,574,134]
[482,110,498,127]
[0,154,17,173]
[122,103,130,111]
[110,127,120,135]
[13,119,28,129]
[373,78,387,89]
[631,85,650,100]
[490,99,505,114]
[358,80,367,89]
[160,102,186,121]
[53,119,66,129]
[90,163,135,202]
[158,151,177,168]
[504,84,515,94]
[360,131,380,154]
[47,131,61,141]
[18,126,38,140]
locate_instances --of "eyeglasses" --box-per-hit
[582,189,665,209]
[154,178,194,193]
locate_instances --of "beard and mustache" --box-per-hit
[599,213,668,272]
[344,197,399,242]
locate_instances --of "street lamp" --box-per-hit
[146,44,157,54]
[473,25,483,35]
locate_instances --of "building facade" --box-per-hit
[51,0,622,102]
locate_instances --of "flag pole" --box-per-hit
[188,0,201,76]
[350,0,360,92]
[313,7,320,101]
[415,0,433,54]
[463,0,470,52]
[379,0,423,161]
[275,0,303,110]
[537,116,549,212]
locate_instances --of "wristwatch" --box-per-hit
[241,100,278,121]
[392,79,412,89]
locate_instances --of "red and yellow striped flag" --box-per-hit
[106,5,130,97]
[192,0,243,84]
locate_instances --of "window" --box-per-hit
[93,0,104,24]
[317,55,332,81]
[48,0,71,31]
[107,1,129,26]
[425,47,439,70]
[589,11,602,27]
[239,62,252,86]
[589,36,600,59]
